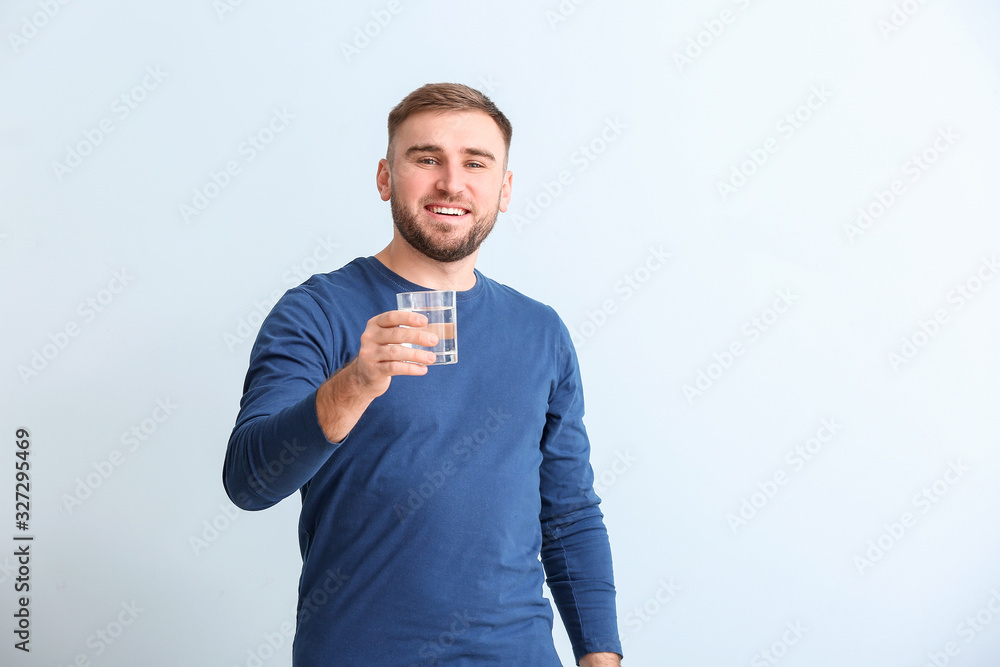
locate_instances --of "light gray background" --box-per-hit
[3,1,1000,665]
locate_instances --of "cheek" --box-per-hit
[396,175,431,199]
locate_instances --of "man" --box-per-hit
[224,83,622,666]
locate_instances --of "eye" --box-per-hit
[417,157,438,165]
[467,161,485,169]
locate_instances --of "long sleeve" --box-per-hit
[223,287,345,511]
[223,259,620,663]
[538,320,622,663]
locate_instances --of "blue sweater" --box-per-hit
[224,257,621,666]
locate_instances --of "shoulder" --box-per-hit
[274,257,376,309]
[295,257,375,296]
[256,258,382,339]
[481,274,562,324]
[479,274,574,353]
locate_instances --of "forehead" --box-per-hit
[394,110,505,153]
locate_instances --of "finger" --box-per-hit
[380,359,432,376]
[372,310,429,329]
[367,340,437,364]
[370,325,439,348]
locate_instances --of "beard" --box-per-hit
[389,191,501,263]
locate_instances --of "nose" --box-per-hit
[435,163,464,195]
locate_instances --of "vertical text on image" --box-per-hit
[13,427,33,653]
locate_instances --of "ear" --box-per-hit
[498,170,513,213]
[376,158,391,202]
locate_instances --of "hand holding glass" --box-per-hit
[395,290,457,365]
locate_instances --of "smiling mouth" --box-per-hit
[426,205,470,217]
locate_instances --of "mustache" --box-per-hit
[420,197,475,211]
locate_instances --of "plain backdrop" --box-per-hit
[2,0,1000,665]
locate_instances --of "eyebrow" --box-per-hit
[404,144,497,163]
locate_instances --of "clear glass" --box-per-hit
[395,290,457,365]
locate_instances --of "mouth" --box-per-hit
[425,204,471,218]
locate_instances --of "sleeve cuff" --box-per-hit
[574,640,623,665]
[301,386,349,448]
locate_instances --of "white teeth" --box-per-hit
[430,206,466,216]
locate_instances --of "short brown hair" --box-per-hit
[386,83,512,166]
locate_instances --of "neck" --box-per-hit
[374,236,479,291]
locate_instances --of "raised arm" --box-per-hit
[223,290,439,511]
[315,310,438,441]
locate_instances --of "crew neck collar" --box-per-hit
[361,256,486,302]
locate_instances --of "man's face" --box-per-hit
[377,110,512,263]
